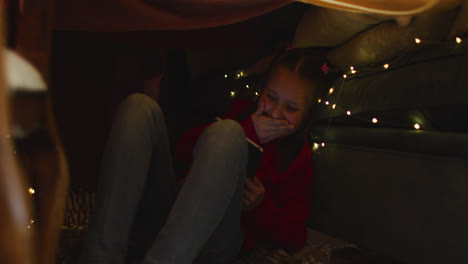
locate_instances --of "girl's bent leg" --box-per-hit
[143,119,248,264]
[80,94,176,264]
[194,168,245,264]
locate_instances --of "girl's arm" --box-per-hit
[244,153,313,250]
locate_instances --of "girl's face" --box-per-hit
[259,66,311,129]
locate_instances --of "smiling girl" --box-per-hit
[80,49,327,264]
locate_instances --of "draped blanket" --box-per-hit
[53,0,440,32]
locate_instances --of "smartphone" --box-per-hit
[246,140,263,181]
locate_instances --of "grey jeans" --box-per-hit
[80,94,247,264]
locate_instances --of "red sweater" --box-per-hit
[175,100,313,252]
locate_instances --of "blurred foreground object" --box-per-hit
[3,0,70,263]
[0,10,35,264]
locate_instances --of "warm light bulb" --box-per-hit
[321,142,325,147]
[347,111,351,116]
[237,74,240,77]
[329,88,334,94]
[372,118,378,124]
[255,92,259,96]
[325,101,330,105]
[317,98,322,103]
[240,72,244,76]
[456,37,462,44]
[383,64,389,69]
[343,74,347,78]
[246,85,249,89]
[224,74,228,78]
[230,91,235,97]
[332,104,336,109]
[351,70,357,74]
[414,123,421,130]
[350,66,354,70]
[28,187,35,195]
[27,225,31,229]
[313,143,319,150]
[30,220,34,224]
[415,38,421,44]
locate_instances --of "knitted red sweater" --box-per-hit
[175,100,313,252]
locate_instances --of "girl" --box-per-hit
[80,49,326,264]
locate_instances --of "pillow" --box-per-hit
[293,6,388,48]
[450,0,468,37]
[327,8,458,70]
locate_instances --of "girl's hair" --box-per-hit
[264,48,329,172]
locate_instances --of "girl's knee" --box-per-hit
[122,93,161,112]
[199,120,247,160]
[118,93,164,122]
[208,119,245,142]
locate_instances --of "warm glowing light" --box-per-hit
[240,72,244,76]
[30,220,34,224]
[414,123,421,130]
[230,91,235,97]
[343,74,347,78]
[325,101,330,105]
[237,73,240,77]
[313,143,319,150]
[329,87,334,94]
[255,92,259,96]
[383,64,389,69]
[347,111,351,116]
[246,85,249,89]
[27,225,31,229]
[321,142,325,147]
[372,118,378,124]
[350,66,354,70]
[317,98,322,103]
[456,37,462,44]
[28,187,35,195]
[351,70,357,74]
[415,38,421,44]
[224,74,228,78]
[332,104,336,109]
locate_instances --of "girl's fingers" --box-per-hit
[264,124,295,133]
[262,127,295,143]
[244,191,254,202]
[277,126,296,136]
[245,178,256,192]
[260,116,289,126]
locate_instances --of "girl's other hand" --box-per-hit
[251,101,295,144]
[242,177,265,211]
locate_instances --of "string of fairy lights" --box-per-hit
[4,134,36,230]
[224,70,261,99]
[313,36,465,152]
[222,36,465,153]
